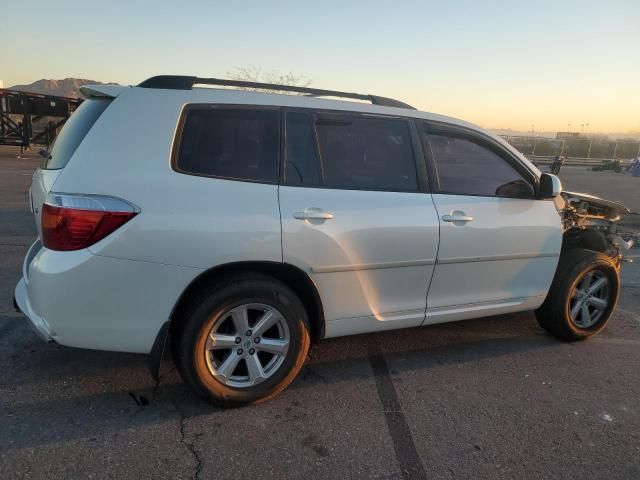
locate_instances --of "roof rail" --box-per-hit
[137,75,415,110]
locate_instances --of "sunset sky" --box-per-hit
[2,0,638,133]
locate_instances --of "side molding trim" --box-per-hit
[311,258,436,274]
[437,252,559,265]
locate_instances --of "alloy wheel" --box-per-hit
[204,303,290,388]
[568,269,610,329]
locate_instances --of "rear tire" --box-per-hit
[535,248,620,341]
[173,274,310,407]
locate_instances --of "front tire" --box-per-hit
[173,274,310,407]
[536,248,620,341]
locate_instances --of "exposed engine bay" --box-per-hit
[555,191,636,266]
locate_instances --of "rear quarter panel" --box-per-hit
[51,88,282,269]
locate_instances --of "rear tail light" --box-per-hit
[41,193,139,251]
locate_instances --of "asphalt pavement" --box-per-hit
[1,151,639,479]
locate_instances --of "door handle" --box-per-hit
[442,213,473,223]
[293,208,335,221]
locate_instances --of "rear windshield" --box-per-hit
[43,98,111,169]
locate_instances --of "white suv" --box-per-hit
[14,76,632,406]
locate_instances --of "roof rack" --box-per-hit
[137,75,416,110]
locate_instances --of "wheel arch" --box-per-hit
[562,228,610,255]
[169,261,325,344]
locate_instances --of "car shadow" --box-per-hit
[1,311,560,451]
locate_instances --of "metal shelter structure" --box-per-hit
[0,89,82,148]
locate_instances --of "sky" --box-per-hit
[1,0,639,133]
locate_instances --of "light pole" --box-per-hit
[531,125,535,155]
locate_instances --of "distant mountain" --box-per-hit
[8,78,118,98]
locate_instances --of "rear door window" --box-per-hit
[44,98,111,169]
[175,108,279,183]
[313,114,418,191]
[285,112,418,191]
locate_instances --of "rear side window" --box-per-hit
[44,98,111,169]
[176,108,279,183]
[427,133,534,198]
[315,115,418,191]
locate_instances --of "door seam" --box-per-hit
[277,184,284,263]
[421,193,441,326]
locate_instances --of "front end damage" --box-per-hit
[556,191,636,267]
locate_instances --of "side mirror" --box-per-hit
[539,173,562,199]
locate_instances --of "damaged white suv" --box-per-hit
[14,75,633,407]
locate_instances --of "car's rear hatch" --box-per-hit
[30,85,123,237]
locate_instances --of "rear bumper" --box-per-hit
[14,277,55,342]
[14,239,199,354]
[14,239,54,342]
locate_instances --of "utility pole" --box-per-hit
[587,140,592,158]
[531,125,535,155]
[612,142,618,160]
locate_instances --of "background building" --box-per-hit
[556,132,581,139]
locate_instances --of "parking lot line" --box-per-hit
[369,345,427,480]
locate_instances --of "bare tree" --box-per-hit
[225,66,312,94]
